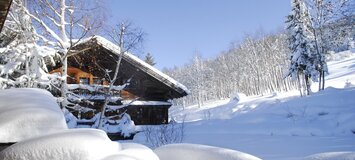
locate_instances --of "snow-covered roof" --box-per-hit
[0,88,68,143]
[78,35,190,97]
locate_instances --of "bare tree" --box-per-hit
[25,0,104,107]
[97,22,144,130]
[143,118,185,148]
[164,31,298,107]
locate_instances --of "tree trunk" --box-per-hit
[25,56,30,88]
[98,25,125,129]
[297,72,303,97]
[318,70,322,91]
[60,57,68,108]
[322,70,325,90]
[305,74,311,95]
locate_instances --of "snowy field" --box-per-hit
[1,51,355,160]
[133,51,355,160]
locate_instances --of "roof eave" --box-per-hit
[0,0,12,32]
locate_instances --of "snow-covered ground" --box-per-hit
[1,51,354,160]
[134,50,355,160]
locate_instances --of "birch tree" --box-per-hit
[25,0,103,107]
[97,22,144,131]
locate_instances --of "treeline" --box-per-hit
[164,32,299,107]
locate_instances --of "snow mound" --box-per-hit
[303,152,355,160]
[102,143,159,160]
[230,93,247,103]
[0,88,67,142]
[154,143,262,160]
[101,155,138,160]
[0,129,121,160]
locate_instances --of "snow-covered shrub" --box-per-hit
[344,80,354,88]
[0,0,56,90]
[101,113,136,138]
[154,143,262,160]
[230,93,246,103]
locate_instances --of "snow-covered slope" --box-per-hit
[165,50,355,160]
[171,51,355,136]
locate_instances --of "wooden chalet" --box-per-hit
[0,0,12,32]
[49,36,189,126]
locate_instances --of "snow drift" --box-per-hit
[0,129,120,160]
[0,129,161,160]
[0,88,67,142]
[102,143,159,160]
[154,143,262,160]
[303,152,355,160]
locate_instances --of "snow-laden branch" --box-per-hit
[25,10,64,48]
[44,13,62,28]
[60,0,69,43]
[43,0,61,18]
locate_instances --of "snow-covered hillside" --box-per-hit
[156,51,355,160]
[171,51,355,136]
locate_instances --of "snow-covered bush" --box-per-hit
[0,0,56,90]
[154,143,262,160]
[344,80,354,88]
[143,119,185,148]
[230,92,246,103]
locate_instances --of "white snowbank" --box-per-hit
[102,143,159,160]
[303,152,355,160]
[0,127,161,160]
[122,100,172,106]
[154,143,262,160]
[0,129,121,160]
[0,88,67,142]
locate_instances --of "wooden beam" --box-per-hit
[0,0,12,32]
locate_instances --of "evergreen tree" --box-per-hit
[286,0,317,96]
[144,53,156,66]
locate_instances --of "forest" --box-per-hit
[164,0,353,107]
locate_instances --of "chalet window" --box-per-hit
[79,77,89,85]
[93,78,101,85]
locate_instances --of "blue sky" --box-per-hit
[105,0,291,69]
